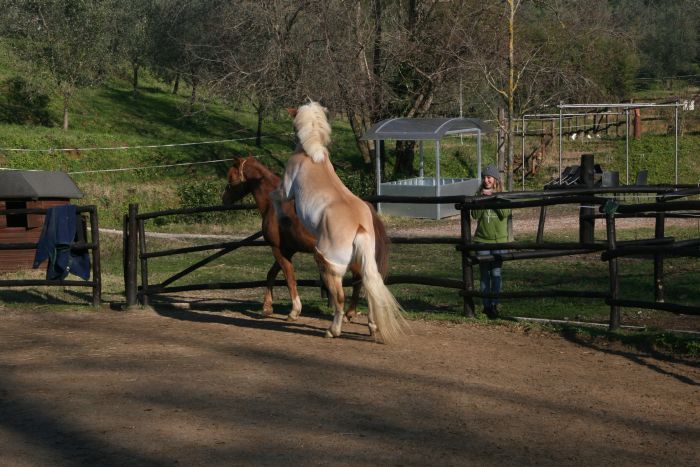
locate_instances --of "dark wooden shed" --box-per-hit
[0,170,83,272]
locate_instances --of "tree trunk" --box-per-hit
[372,0,383,121]
[347,110,371,163]
[132,62,139,97]
[188,78,198,114]
[172,73,180,95]
[497,107,506,172]
[393,140,416,178]
[506,0,516,192]
[62,94,70,131]
[633,108,642,140]
[256,107,264,147]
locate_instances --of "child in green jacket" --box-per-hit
[471,164,510,318]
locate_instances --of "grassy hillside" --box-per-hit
[1,41,699,227]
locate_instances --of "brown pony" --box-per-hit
[222,155,388,321]
[274,101,407,342]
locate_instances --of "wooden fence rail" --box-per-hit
[124,187,700,330]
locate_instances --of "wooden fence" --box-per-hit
[124,187,700,330]
[0,205,101,306]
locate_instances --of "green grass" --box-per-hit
[0,43,698,355]
[1,218,698,355]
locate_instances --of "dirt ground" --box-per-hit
[0,304,697,466]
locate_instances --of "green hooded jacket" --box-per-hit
[471,205,510,243]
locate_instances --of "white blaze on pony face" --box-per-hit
[293,102,331,163]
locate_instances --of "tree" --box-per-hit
[204,0,309,146]
[5,0,118,130]
[114,0,154,97]
[461,0,630,189]
[310,0,486,178]
[631,0,700,85]
[147,0,223,114]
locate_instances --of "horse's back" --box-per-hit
[285,153,373,265]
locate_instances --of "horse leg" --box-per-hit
[345,264,362,323]
[262,261,281,316]
[269,248,302,319]
[278,255,302,321]
[367,305,378,337]
[315,251,346,338]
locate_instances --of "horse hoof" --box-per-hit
[286,314,299,322]
[325,330,335,338]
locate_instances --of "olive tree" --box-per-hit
[5,0,119,130]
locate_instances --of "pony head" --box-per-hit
[291,101,331,163]
[222,155,253,204]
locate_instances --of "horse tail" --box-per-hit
[294,102,331,163]
[367,203,390,279]
[354,226,407,344]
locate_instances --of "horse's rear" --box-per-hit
[279,106,406,343]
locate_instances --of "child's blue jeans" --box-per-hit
[476,249,505,308]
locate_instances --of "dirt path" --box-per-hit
[0,306,697,466]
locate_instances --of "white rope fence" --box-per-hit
[68,158,238,175]
[0,133,292,153]
[0,133,293,174]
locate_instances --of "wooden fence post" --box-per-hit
[138,217,149,306]
[605,210,620,330]
[125,203,139,308]
[536,206,547,243]
[460,206,475,317]
[579,154,595,244]
[654,209,665,303]
[88,206,101,307]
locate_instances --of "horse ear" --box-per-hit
[287,108,297,118]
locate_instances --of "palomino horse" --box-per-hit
[222,155,389,321]
[274,101,407,343]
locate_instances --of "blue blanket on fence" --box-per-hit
[33,204,91,280]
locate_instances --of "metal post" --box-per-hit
[374,141,381,195]
[125,203,139,308]
[419,141,425,178]
[675,103,679,184]
[477,130,482,180]
[521,115,526,190]
[558,106,563,184]
[374,141,381,214]
[435,140,441,219]
[460,207,475,317]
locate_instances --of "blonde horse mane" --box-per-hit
[293,101,331,163]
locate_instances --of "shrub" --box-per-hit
[0,77,52,126]
[177,180,228,223]
[339,170,375,198]
[176,179,256,224]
